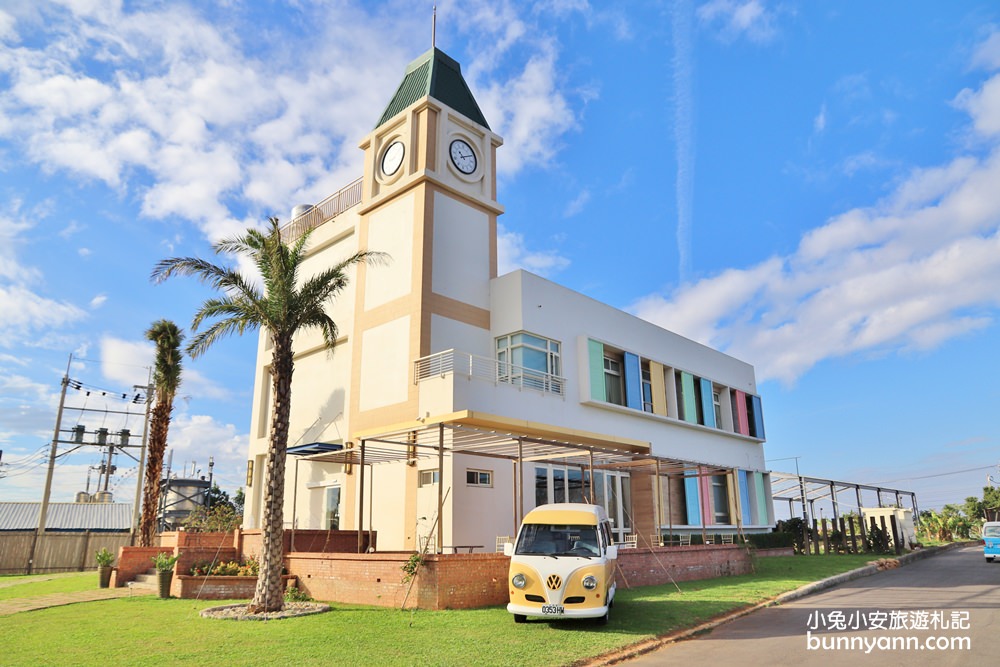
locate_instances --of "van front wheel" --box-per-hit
[595,608,610,626]
[514,614,527,624]
[988,557,995,563]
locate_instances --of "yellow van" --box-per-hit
[504,503,618,625]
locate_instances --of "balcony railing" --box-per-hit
[279,177,364,242]
[414,349,565,396]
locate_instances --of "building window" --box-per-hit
[711,476,730,525]
[419,469,440,487]
[325,487,341,530]
[496,332,562,394]
[604,355,624,406]
[466,469,492,487]
[713,390,723,429]
[641,366,653,413]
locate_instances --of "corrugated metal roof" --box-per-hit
[0,502,133,532]
[376,47,490,130]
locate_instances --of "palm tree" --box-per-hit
[151,217,385,613]
[138,320,184,547]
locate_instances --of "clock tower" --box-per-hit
[349,47,504,433]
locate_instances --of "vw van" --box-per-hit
[504,503,618,624]
[983,521,1000,562]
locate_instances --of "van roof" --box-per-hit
[523,503,607,525]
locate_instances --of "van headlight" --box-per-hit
[582,575,598,590]
[511,573,527,589]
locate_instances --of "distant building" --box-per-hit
[243,47,775,551]
[0,502,132,532]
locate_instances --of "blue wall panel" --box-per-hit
[751,395,765,439]
[738,470,752,525]
[684,472,701,526]
[623,352,642,411]
[699,377,716,427]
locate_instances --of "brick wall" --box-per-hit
[238,529,375,557]
[616,544,752,587]
[110,546,172,587]
[285,545,751,610]
[174,574,296,600]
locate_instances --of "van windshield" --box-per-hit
[984,525,1000,538]
[515,524,600,557]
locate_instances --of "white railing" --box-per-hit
[414,349,565,396]
[279,177,364,242]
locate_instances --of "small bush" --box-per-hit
[746,532,795,549]
[284,586,312,602]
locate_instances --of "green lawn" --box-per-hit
[0,572,99,600]
[0,555,878,666]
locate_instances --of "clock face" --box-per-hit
[381,140,405,176]
[449,139,477,174]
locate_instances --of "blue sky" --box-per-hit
[2,1,999,516]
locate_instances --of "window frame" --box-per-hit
[465,468,493,487]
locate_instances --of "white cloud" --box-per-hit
[697,0,778,44]
[497,224,570,277]
[631,49,1000,386]
[813,103,827,133]
[563,189,591,218]
[89,293,106,308]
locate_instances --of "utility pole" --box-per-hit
[30,354,73,574]
[129,377,153,544]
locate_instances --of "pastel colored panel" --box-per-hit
[623,352,642,410]
[735,390,750,435]
[650,361,668,415]
[700,377,716,428]
[754,471,768,524]
[739,470,753,525]
[751,395,765,439]
[588,339,605,402]
[699,467,713,526]
[681,372,698,424]
[684,473,701,526]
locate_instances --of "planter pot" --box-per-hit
[98,566,113,589]
[157,571,173,598]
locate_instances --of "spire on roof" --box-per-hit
[375,47,490,130]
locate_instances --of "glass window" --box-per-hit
[641,366,653,413]
[418,469,439,487]
[495,331,562,394]
[604,356,624,405]
[553,468,566,503]
[535,466,548,507]
[325,487,341,530]
[712,476,730,524]
[466,469,492,487]
[713,390,723,429]
[568,468,584,503]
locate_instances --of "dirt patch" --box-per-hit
[200,601,330,621]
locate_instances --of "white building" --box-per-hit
[243,47,774,552]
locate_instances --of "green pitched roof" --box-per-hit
[376,48,490,130]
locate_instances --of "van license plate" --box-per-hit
[541,604,564,615]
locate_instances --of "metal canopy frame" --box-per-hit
[770,471,919,530]
[299,418,736,553]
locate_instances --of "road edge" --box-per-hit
[583,541,973,666]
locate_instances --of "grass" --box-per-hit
[0,572,99,600]
[0,555,878,666]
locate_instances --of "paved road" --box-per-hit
[625,545,998,666]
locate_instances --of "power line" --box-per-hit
[868,464,995,484]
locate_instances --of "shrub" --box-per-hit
[746,532,795,549]
[152,552,180,572]
[284,586,312,602]
[95,547,114,567]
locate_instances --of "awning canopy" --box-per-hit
[297,411,730,477]
[288,441,344,457]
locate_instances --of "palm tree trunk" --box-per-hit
[248,335,294,613]
[138,401,172,547]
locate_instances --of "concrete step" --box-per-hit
[130,570,160,590]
